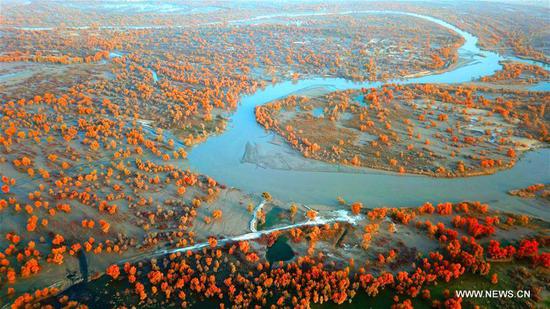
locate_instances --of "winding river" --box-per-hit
[188,11,550,220]
[9,10,549,307]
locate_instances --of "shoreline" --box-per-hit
[246,135,546,179]
[2,8,550,307]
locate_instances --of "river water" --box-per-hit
[187,11,550,219]
[19,10,550,308]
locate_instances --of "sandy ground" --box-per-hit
[256,84,546,177]
[0,61,113,100]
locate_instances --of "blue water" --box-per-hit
[529,81,550,91]
[149,69,158,82]
[312,107,324,117]
[187,11,550,219]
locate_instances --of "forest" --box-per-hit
[0,1,548,308]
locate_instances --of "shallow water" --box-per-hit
[188,11,550,219]
[25,10,550,307]
[149,68,158,82]
[312,107,324,117]
[266,236,295,263]
[529,81,550,91]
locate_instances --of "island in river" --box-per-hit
[0,1,548,308]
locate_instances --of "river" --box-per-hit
[14,10,550,309]
[187,11,550,220]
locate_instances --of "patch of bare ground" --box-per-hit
[256,84,549,177]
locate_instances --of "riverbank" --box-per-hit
[186,8,549,218]
[33,200,550,308]
[1,7,549,308]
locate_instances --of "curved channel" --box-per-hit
[187,10,550,219]
[10,11,548,307]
